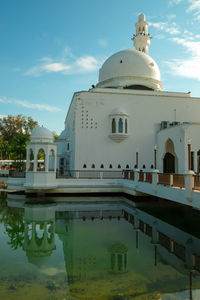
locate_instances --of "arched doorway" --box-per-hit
[163,139,177,173]
[163,152,175,173]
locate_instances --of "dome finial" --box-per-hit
[131,13,152,55]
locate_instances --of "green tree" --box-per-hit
[10,133,30,169]
[0,115,38,142]
[0,137,11,159]
[0,115,38,163]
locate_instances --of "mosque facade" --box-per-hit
[55,13,200,175]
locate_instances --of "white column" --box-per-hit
[133,169,139,188]
[33,149,37,172]
[54,150,56,172]
[26,147,29,172]
[185,171,195,201]
[152,169,159,193]
[45,149,49,172]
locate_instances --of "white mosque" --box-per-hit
[55,13,200,175]
[10,13,200,206]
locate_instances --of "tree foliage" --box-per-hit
[0,115,38,163]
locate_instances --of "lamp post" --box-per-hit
[188,138,191,171]
[154,145,157,170]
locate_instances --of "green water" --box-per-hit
[0,193,200,300]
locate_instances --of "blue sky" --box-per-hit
[0,0,200,134]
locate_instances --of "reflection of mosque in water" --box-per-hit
[6,198,200,298]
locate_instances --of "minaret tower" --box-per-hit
[132,13,152,55]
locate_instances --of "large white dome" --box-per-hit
[97,49,162,91]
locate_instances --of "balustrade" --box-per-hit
[173,174,185,189]
[145,172,152,183]
[158,173,170,186]
[138,172,144,182]
[193,175,200,190]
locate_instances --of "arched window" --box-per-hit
[151,164,154,169]
[118,118,123,133]
[143,164,146,169]
[126,164,129,169]
[118,164,121,169]
[112,118,116,133]
[91,164,95,168]
[109,164,113,169]
[125,119,128,133]
[37,149,45,171]
[83,164,87,168]
[100,164,104,168]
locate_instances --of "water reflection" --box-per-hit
[24,204,56,267]
[1,195,200,299]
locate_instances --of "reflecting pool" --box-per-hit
[1,193,200,299]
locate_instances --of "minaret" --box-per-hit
[132,13,152,55]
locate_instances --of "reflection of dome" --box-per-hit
[97,49,162,91]
[108,242,128,253]
[27,251,51,267]
[31,126,54,142]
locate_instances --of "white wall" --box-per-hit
[65,88,200,171]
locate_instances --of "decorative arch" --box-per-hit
[37,148,45,171]
[125,119,128,133]
[163,139,178,173]
[118,164,121,169]
[118,118,123,133]
[112,118,116,133]
[91,164,95,169]
[83,164,87,168]
[100,164,104,169]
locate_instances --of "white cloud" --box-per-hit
[0,97,61,112]
[165,37,200,81]
[187,0,200,20]
[166,56,200,80]
[25,51,102,77]
[150,21,180,35]
[75,56,100,71]
[169,0,183,6]
[171,37,200,55]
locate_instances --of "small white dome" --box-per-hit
[110,108,128,116]
[31,126,53,143]
[97,49,162,91]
